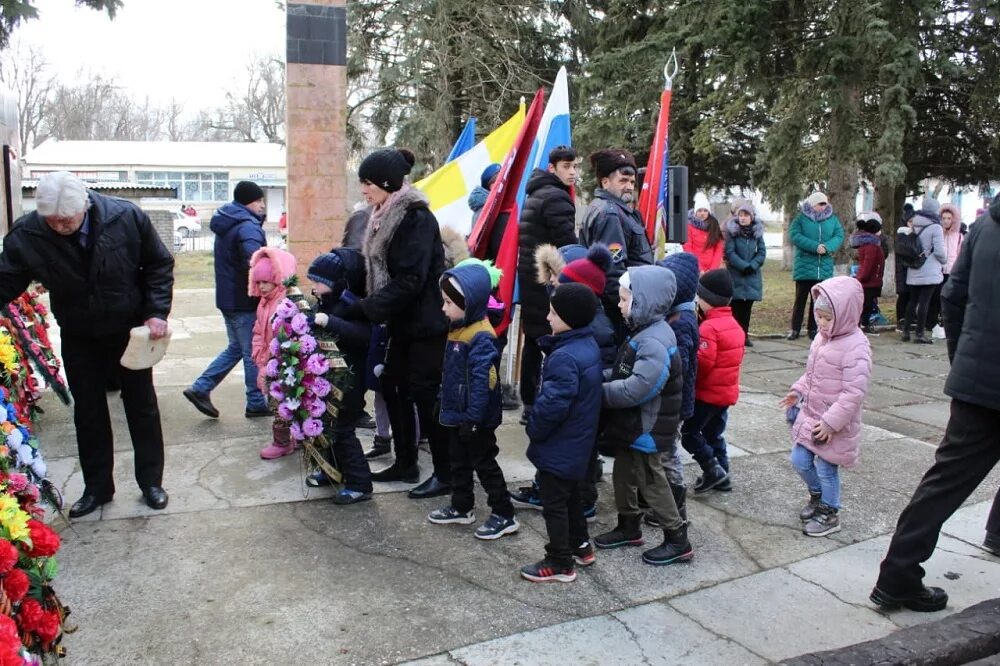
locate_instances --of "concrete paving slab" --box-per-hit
[943,501,995,549]
[880,355,952,378]
[861,410,944,445]
[746,339,802,354]
[742,353,806,373]
[669,568,899,662]
[884,400,952,429]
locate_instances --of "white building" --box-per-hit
[23,140,287,221]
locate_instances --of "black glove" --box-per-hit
[742,266,755,276]
[459,423,478,439]
[341,300,366,321]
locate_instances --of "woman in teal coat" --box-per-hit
[725,202,767,346]
[787,191,844,339]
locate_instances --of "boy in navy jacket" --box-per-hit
[521,283,604,583]
[427,261,518,540]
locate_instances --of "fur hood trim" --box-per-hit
[440,225,471,269]
[534,243,565,287]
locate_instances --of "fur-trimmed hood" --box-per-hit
[362,186,431,295]
[725,217,764,239]
[534,243,565,287]
[248,246,297,297]
[441,225,471,269]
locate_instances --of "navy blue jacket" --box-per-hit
[527,327,603,480]
[211,202,266,312]
[658,251,700,421]
[312,248,371,373]
[439,263,502,428]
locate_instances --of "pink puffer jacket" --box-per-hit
[790,276,872,468]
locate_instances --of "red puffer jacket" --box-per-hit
[695,306,746,406]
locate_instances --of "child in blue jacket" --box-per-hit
[521,283,604,583]
[427,261,518,540]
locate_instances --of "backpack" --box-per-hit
[895,225,929,269]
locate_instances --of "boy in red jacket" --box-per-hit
[681,269,747,493]
[850,212,886,333]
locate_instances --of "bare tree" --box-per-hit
[163,97,186,141]
[0,40,55,153]
[200,55,286,144]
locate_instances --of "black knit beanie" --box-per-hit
[551,283,598,330]
[358,148,415,193]
[307,253,345,290]
[234,181,265,206]
[697,268,734,307]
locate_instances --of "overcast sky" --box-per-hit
[16,0,285,108]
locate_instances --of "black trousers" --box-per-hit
[381,334,450,481]
[987,488,1000,540]
[329,376,372,493]
[791,280,820,335]
[903,284,936,336]
[579,445,603,508]
[519,334,543,407]
[860,287,880,328]
[61,332,165,497]
[730,299,754,340]
[448,426,513,518]
[896,292,910,329]
[926,275,948,331]
[537,470,589,567]
[876,399,1000,594]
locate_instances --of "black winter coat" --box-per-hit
[360,188,448,342]
[942,199,1000,410]
[517,169,577,338]
[0,191,174,337]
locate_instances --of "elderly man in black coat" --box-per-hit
[0,171,174,517]
[872,195,1000,612]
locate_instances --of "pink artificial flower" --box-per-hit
[264,358,280,378]
[311,377,332,398]
[305,354,330,376]
[289,423,304,441]
[302,418,323,438]
[269,338,280,355]
[306,399,326,418]
[5,473,28,493]
[290,313,310,335]
[276,299,297,319]
[269,382,285,401]
[277,403,294,421]
[299,334,317,354]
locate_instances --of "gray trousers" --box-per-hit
[613,449,683,531]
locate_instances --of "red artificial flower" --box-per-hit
[0,542,17,575]
[35,609,60,643]
[25,520,60,558]
[18,597,43,632]
[0,615,20,666]
[1,568,28,603]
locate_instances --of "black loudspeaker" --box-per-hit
[666,165,688,244]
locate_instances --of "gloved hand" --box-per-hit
[629,435,657,454]
[312,312,329,328]
[459,422,478,439]
[341,300,366,321]
[743,266,755,276]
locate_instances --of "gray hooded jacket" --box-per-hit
[603,265,678,442]
[906,213,947,286]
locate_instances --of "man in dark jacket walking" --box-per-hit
[871,196,1000,612]
[579,149,653,344]
[184,181,268,419]
[0,172,174,517]
[516,145,578,424]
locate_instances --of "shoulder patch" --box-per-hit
[699,340,709,350]
[608,242,625,263]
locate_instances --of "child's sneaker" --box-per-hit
[583,504,597,522]
[803,504,841,537]
[260,442,296,460]
[306,469,333,487]
[427,506,476,525]
[520,559,576,583]
[331,488,372,505]
[510,485,543,510]
[573,541,596,567]
[474,514,520,540]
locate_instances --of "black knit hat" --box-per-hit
[307,253,345,290]
[551,283,598,330]
[234,181,265,206]
[589,149,637,180]
[697,268,733,307]
[358,148,416,193]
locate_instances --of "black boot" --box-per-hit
[594,514,644,549]
[371,462,420,483]
[642,523,694,566]
[693,464,729,494]
[364,435,392,460]
[671,483,688,522]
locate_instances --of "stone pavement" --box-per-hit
[34,289,1000,665]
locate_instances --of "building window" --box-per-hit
[135,171,229,202]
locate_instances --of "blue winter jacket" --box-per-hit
[439,263,502,428]
[527,326,603,480]
[658,252,700,421]
[210,202,267,311]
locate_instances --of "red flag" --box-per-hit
[468,89,546,335]
[637,86,672,244]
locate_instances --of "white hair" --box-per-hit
[35,171,89,217]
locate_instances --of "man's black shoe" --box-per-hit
[69,494,112,518]
[245,406,272,418]
[355,411,376,429]
[408,475,451,499]
[982,532,1000,556]
[785,331,800,340]
[869,585,948,612]
[364,435,392,460]
[142,486,169,510]
[183,388,219,418]
[371,463,420,484]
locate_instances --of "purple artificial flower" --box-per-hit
[306,398,326,418]
[289,422,305,442]
[299,334,317,354]
[291,313,310,336]
[264,358,280,378]
[304,353,330,376]
[302,418,323,438]
[277,403,294,421]
[276,299,297,320]
[269,382,285,401]
[269,338,280,355]
[311,376,332,398]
